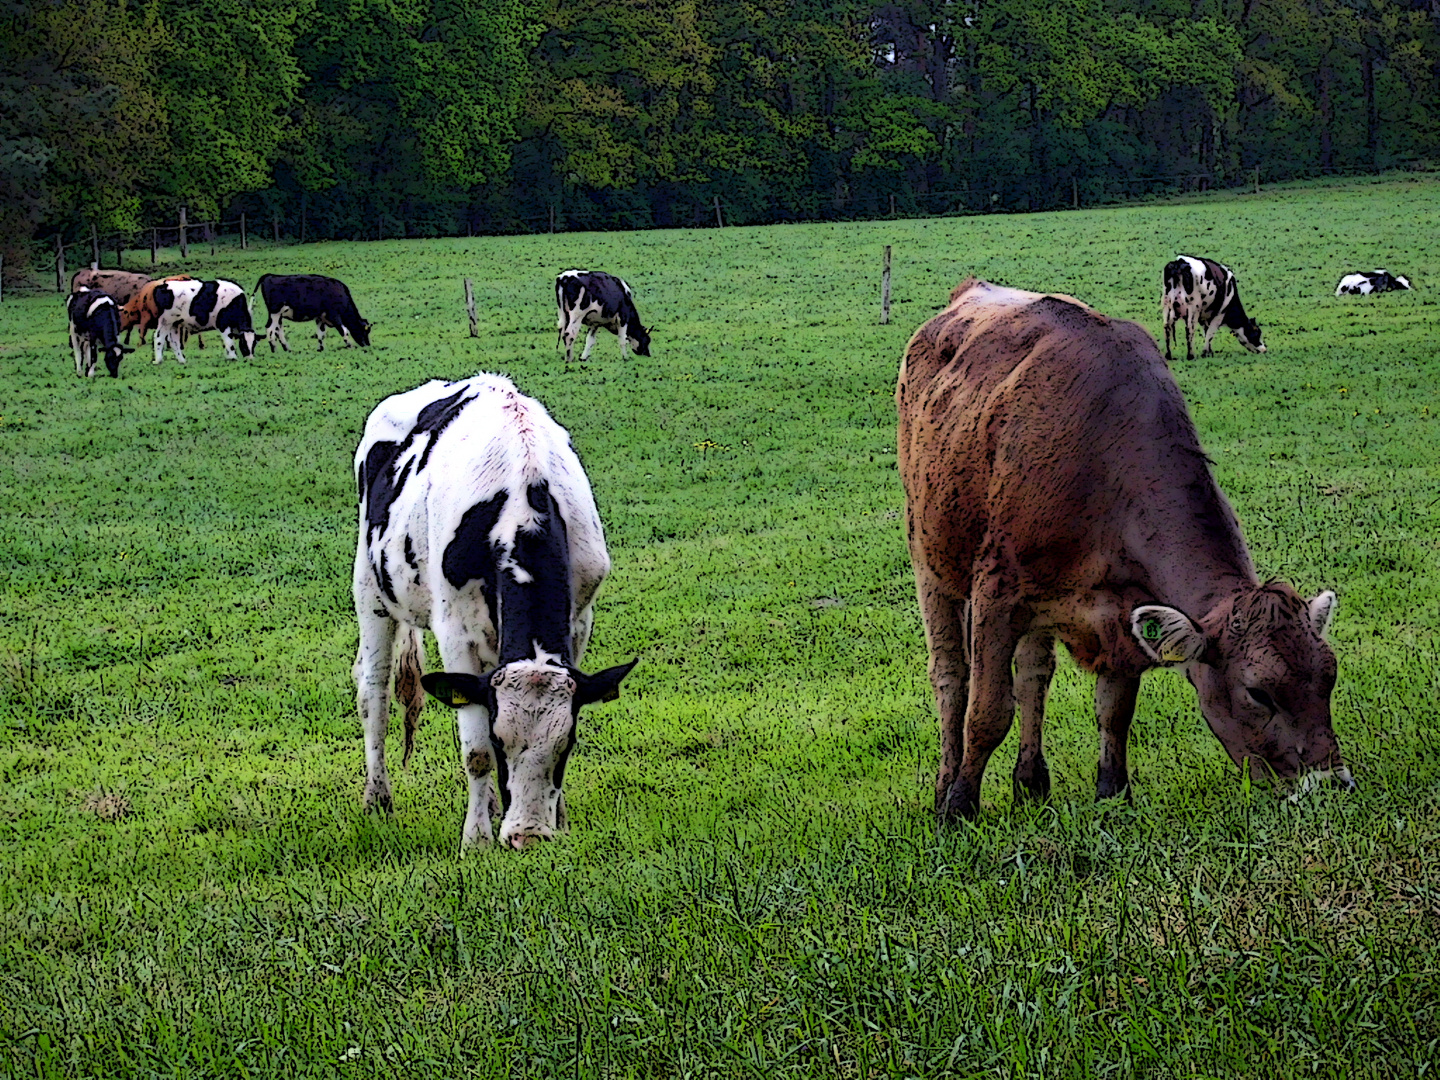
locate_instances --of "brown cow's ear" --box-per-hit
[1308,590,1337,637]
[421,672,487,708]
[1130,605,1205,665]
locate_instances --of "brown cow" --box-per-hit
[120,275,202,347]
[70,269,151,307]
[896,277,1348,821]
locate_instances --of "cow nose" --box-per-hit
[1330,767,1357,792]
[509,832,544,851]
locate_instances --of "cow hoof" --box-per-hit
[935,780,980,822]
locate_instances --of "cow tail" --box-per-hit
[395,625,425,767]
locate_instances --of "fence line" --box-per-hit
[19,159,1436,295]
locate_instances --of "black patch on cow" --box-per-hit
[403,533,418,570]
[441,490,507,622]
[190,280,220,327]
[411,388,471,472]
[377,550,397,603]
[215,293,252,334]
[152,283,174,314]
[362,440,410,540]
[486,679,512,814]
[496,481,573,664]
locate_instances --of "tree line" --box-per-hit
[4,0,1438,270]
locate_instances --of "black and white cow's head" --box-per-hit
[1233,316,1265,354]
[422,656,636,849]
[628,322,652,358]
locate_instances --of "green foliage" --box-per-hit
[1,177,1439,1075]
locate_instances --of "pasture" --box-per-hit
[2,174,1439,1077]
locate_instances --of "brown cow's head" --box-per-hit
[1131,584,1349,791]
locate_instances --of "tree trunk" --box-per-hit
[1317,57,1335,171]
[1363,51,1379,168]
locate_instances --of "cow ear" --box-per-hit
[1308,590,1336,638]
[1130,605,1205,665]
[421,672,488,708]
[573,658,638,706]
[121,346,135,354]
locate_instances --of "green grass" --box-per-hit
[2,175,1440,1078]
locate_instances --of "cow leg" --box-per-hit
[1095,672,1141,800]
[354,598,398,813]
[277,321,291,352]
[434,628,497,847]
[264,313,283,352]
[618,325,629,360]
[579,328,598,361]
[1184,309,1197,362]
[71,328,84,377]
[942,569,1021,821]
[1202,320,1219,358]
[394,624,425,768]
[1012,633,1055,803]
[316,323,326,352]
[1162,305,1175,362]
[916,567,971,816]
[220,329,237,360]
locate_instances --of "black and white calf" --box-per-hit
[555,269,651,363]
[152,279,256,364]
[1162,255,1266,361]
[1335,270,1412,296]
[67,288,132,378]
[353,373,636,849]
[254,273,372,351]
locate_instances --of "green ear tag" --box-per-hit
[1142,618,1163,642]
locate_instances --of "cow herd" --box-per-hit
[58,248,1410,848]
[65,268,374,377]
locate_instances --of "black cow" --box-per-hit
[67,288,132,378]
[254,273,371,352]
[1162,256,1265,361]
[1335,270,1412,296]
[555,269,651,363]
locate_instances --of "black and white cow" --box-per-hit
[152,279,256,365]
[1335,270,1412,296]
[353,373,636,850]
[67,288,132,378]
[254,273,372,351]
[555,269,651,363]
[1161,255,1266,361]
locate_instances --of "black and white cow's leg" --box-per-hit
[354,599,399,813]
[618,325,629,360]
[560,317,581,364]
[220,328,238,360]
[156,323,186,365]
[316,323,326,352]
[70,327,83,377]
[435,629,497,847]
[1201,318,1219,358]
[579,327,598,361]
[1184,309,1198,362]
[1162,305,1175,362]
[1095,672,1141,800]
[264,313,283,352]
[1012,633,1056,803]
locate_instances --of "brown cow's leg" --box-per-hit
[943,587,1020,821]
[1012,634,1055,803]
[1095,672,1141,800]
[917,569,970,815]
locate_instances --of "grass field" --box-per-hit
[2,174,1439,1077]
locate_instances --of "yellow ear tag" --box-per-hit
[450,691,470,706]
[1160,644,1188,663]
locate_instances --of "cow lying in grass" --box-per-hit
[353,373,636,849]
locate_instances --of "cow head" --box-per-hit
[104,343,133,378]
[1130,584,1349,791]
[353,321,372,348]
[628,324,652,357]
[422,657,637,848]
[237,330,257,359]
[1234,319,1265,354]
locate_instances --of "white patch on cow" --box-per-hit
[86,295,113,319]
[1288,765,1355,801]
[1335,274,1373,296]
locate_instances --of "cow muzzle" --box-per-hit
[1287,766,1356,802]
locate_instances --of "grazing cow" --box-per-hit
[555,269,651,363]
[897,278,1348,821]
[119,276,201,346]
[254,273,372,351]
[1162,255,1266,361]
[67,288,132,377]
[353,373,636,849]
[151,279,255,364]
[1335,270,1412,296]
[70,269,152,308]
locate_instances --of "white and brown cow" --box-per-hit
[354,373,636,849]
[67,288,133,378]
[1335,270,1412,296]
[1162,255,1265,361]
[151,279,256,364]
[70,269,152,308]
[555,269,651,363]
[898,277,1348,821]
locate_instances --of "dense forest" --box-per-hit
[4,0,1439,264]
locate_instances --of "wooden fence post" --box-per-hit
[464,278,478,338]
[115,235,122,268]
[549,205,555,234]
[890,193,896,217]
[1254,167,1260,195]
[273,213,280,244]
[179,206,188,258]
[55,234,64,291]
[150,228,157,265]
[881,245,892,325]
[209,222,216,257]
[240,212,247,250]
[90,222,99,268]
[714,196,723,228]
[1073,177,1079,209]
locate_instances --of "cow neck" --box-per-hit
[495,481,575,667]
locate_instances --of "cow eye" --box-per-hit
[1247,687,1275,712]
